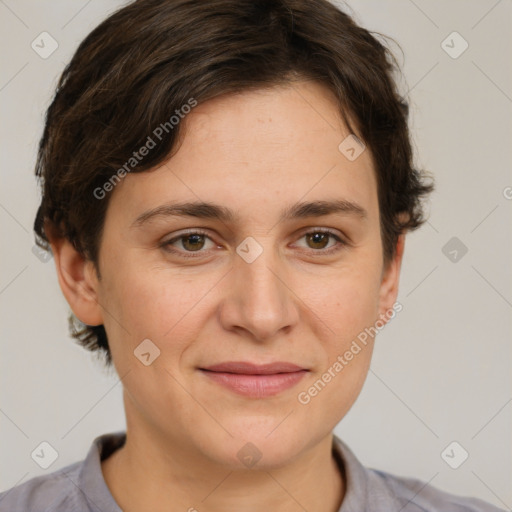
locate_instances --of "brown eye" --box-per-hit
[161,230,216,258]
[306,232,330,250]
[180,234,206,251]
[295,229,346,255]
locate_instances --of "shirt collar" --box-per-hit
[77,431,398,512]
[332,435,404,511]
[78,431,125,512]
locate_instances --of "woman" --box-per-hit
[0,0,503,510]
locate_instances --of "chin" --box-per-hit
[219,422,311,470]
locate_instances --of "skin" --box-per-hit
[49,80,405,512]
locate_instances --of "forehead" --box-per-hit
[110,81,378,225]
[181,81,361,168]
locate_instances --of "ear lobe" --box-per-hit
[49,235,104,327]
[377,233,405,320]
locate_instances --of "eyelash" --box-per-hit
[160,228,347,259]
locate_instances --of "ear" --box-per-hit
[48,233,104,327]
[377,233,406,320]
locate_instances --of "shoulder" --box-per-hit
[0,461,85,512]
[0,431,125,512]
[368,468,506,512]
[332,435,505,512]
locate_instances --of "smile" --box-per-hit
[199,361,309,398]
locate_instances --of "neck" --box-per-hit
[101,427,345,512]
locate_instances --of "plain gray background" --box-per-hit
[1,0,510,509]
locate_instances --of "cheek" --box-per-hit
[297,279,377,426]
[312,261,382,342]
[303,258,381,403]
[100,260,219,357]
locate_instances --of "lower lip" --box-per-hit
[200,369,308,398]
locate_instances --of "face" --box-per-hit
[76,80,403,469]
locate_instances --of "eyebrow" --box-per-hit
[131,198,368,228]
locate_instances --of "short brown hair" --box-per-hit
[33,0,434,367]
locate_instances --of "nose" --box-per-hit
[218,244,300,342]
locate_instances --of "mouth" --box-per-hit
[199,361,309,398]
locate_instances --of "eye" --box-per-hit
[294,229,346,255]
[161,229,216,258]
[160,228,347,259]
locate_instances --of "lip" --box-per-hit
[199,361,309,398]
[202,361,306,374]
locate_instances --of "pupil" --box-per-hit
[310,233,327,249]
[184,234,204,251]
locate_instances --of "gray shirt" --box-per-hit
[0,431,505,511]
